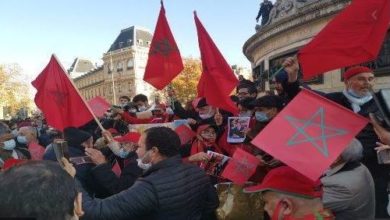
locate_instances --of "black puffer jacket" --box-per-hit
[91,153,142,196]
[81,155,219,220]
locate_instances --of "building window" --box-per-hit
[146,41,151,47]
[127,39,133,46]
[107,64,112,74]
[128,82,132,91]
[127,59,134,69]
[137,39,143,46]
[119,42,124,49]
[253,61,266,91]
[118,83,122,92]
[117,61,123,72]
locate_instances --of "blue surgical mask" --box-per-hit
[17,135,28,144]
[255,112,269,122]
[116,148,130,159]
[3,139,16,150]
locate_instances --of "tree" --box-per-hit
[170,58,202,104]
[0,64,34,119]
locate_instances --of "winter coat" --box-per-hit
[81,155,219,220]
[91,153,142,196]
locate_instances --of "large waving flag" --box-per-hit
[194,12,239,114]
[298,0,390,80]
[252,89,368,180]
[32,55,94,131]
[143,0,184,90]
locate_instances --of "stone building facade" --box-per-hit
[244,0,390,93]
[73,26,156,104]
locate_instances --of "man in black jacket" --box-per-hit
[256,0,274,25]
[80,127,219,220]
[282,57,390,218]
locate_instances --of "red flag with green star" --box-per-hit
[32,55,94,131]
[221,148,261,185]
[143,1,184,90]
[251,89,368,180]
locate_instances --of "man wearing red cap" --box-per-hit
[245,166,334,220]
[282,57,389,218]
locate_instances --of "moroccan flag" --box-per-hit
[194,12,239,114]
[298,0,390,80]
[174,124,196,145]
[221,148,261,185]
[88,96,111,118]
[251,89,368,180]
[32,55,94,131]
[143,1,184,90]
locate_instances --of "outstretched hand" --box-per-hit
[282,56,300,83]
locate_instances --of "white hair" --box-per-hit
[341,138,363,162]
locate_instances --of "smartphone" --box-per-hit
[53,139,70,168]
[377,149,390,164]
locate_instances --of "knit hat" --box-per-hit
[63,127,92,147]
[244,166,322,199]
[251,95,284,110]
[343,66,373,80]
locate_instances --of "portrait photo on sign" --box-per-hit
[227,117,250,143]
[200,151,230,177]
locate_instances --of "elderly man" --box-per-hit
[245,166,334,219]
[79,127,219,220]
[283,57,389,218]
[18,126,45,160]
[322,139,375,220]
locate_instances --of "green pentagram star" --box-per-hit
[284,108,348,157]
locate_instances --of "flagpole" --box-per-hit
[52,54,105,131]
[269,66,284,79]
[110,52,117,105]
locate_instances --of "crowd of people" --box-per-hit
[0,56,389,220]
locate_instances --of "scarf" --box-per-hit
[342,89,372,113]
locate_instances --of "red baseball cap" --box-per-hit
[114,132,141,143]
[244,166,322,198]
[3,158,26,170]
[343,66,373,80]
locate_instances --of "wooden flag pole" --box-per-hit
[52,54,105,132]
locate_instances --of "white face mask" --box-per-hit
[120,102,128,108]
[199,107,215,120]
[137,158,152,170]
[138,106,147,112]
[137,150,152,170]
